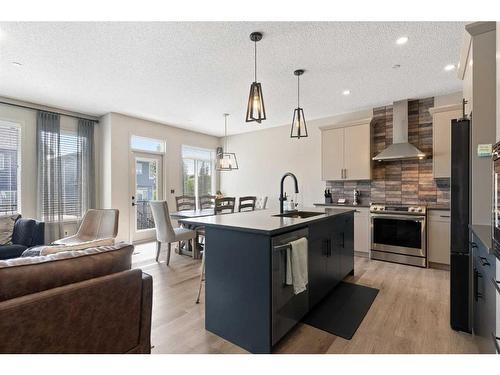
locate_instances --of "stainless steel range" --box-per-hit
[370,203,427,268]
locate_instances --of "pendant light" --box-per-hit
[216,114,239,171]
[245,32,266,124]
[290,69,308,139]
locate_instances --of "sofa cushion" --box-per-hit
[0,214,21,245]
[0,244,28,260]
[0,242,134,302]
[11,218,36,247]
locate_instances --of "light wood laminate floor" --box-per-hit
[132,242,478,354]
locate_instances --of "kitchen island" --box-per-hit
[180,207,355,353]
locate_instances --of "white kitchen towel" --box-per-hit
[285,237,308,294]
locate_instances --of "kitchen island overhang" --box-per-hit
[180,207,355,353]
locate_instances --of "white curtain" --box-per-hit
[36,111,63,241]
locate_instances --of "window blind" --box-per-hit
[0,123,20,214]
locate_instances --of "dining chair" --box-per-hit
[238,196,257,212]
[175,195,196,212]
[256,196,268,210]
[149,200,197,265]
[199,195,216,210]
[214,197,236,214]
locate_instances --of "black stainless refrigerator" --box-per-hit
[450,117,472,333]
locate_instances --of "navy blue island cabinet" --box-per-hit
[182,208,354,353]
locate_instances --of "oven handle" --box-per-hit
[370,214,426,221]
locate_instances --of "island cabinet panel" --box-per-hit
[308,213,355,309]
[471,232,497,354]
[337,214,354,278]
[204,226,272,354]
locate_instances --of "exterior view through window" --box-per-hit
[182,146,215,208]
[0,121,20,215]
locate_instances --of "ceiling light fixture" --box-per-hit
[290,69,308,139]
[216,114,239,171]
[342,89,351,96]
[444,64,456,71]
[245,32,266,124]
[11,62,22,67]
[396,36,408,45]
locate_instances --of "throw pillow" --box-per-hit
[0,214,21,245]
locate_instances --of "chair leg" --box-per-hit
[196,251,206,304]
[166,243,172,266]
[155,241,161,262]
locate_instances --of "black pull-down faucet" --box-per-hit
[279,172,299,214]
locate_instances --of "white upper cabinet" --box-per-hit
[321,127,344,180]
[321,119,372,181]
[429,105,462,179]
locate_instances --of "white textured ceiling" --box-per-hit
[0,22,465,136]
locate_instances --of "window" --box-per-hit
[40,129,87,220]
[59,131,81,219]
[131,135,165,153]
[182,146,215,207]
[0,121,20,214]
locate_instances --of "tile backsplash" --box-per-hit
[325,97,451,207]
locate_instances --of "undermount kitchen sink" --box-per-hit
[273,211,324,219]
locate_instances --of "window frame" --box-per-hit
[0,120,21,215]
[181,145,216,209]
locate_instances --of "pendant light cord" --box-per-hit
[254,40,257,82]
[297,74,300,108]
[224,114,229,151]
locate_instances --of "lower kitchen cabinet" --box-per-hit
[471,232,497,354]
[428,210,451,266]
[354,208,370,254]
[308,213,354,308]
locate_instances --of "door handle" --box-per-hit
[131,196,136,207]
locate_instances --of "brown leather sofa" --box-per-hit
[0,243,152,354]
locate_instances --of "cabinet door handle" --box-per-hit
[479,257,490,267]
[470,242,478,249]
[327,239,332,257]
[474,268,483,301]
[439,215,450,218]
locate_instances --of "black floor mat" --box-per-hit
[302,282,379,340]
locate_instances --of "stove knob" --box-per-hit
[417,207,422,212]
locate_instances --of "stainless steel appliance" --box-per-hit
[492,142,500,248]
[271,227,309,346]
[370,203,427,267]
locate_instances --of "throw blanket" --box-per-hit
[0,214,20,245]
[22,238,115,257]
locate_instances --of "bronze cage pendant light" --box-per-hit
[290,69,308,139]
[245,32,266,124]
[216,113,239,171]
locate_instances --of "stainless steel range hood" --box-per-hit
[372,100,426,161]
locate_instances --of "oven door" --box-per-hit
[371,214,426,257]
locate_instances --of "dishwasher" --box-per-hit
[271,227,309,346]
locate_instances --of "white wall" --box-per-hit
[100,112,220,242]
[219,109,372,211]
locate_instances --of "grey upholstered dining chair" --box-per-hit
[150,200,197,265]
[52,209,119,245]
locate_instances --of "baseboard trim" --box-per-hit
[354,251,369,258]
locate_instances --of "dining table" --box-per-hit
[170,209,217,259]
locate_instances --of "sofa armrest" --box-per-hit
[132,272,153,354]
